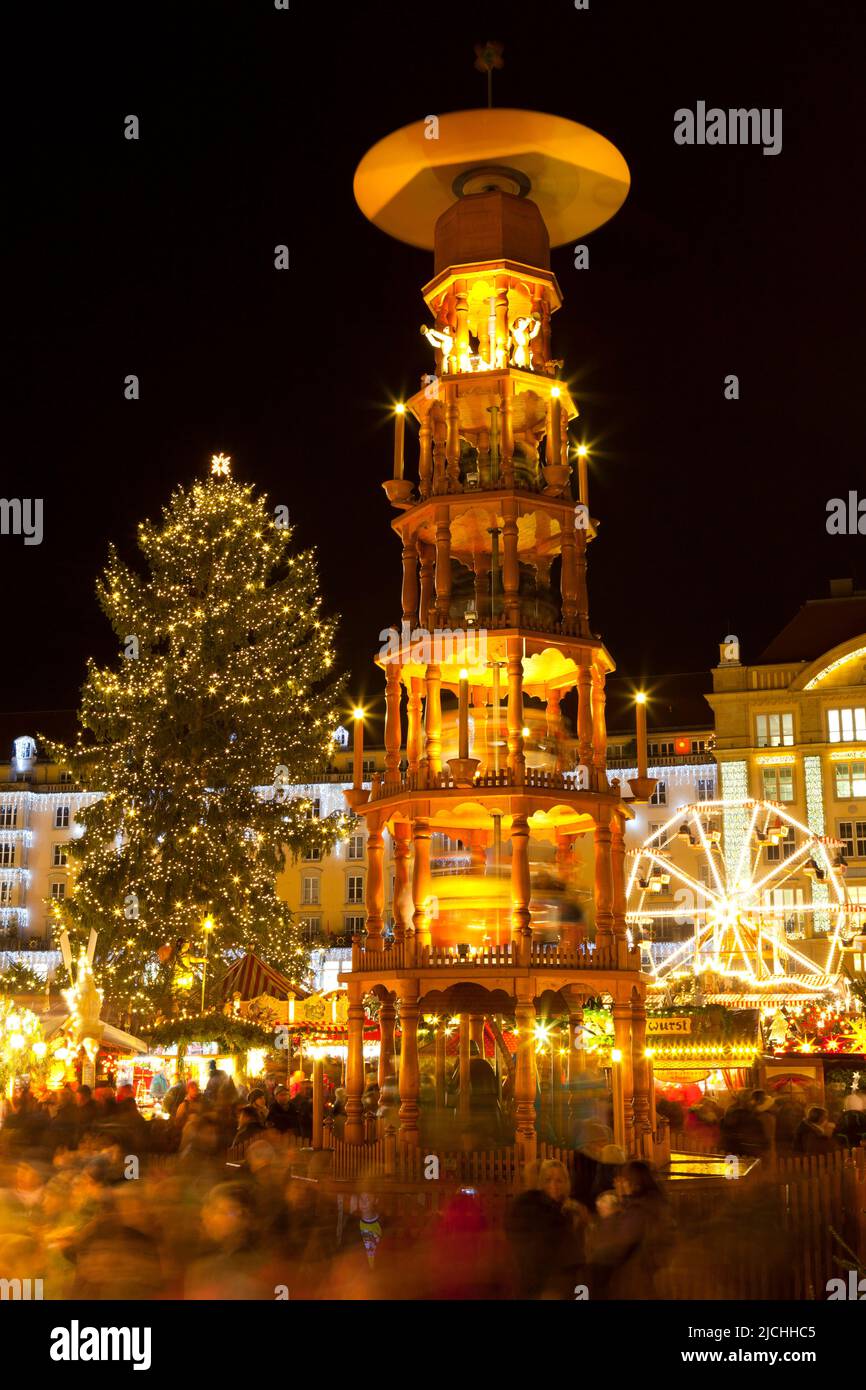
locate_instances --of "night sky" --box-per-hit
[6,0,864,737]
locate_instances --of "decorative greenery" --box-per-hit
[0,960,48,995]
[44,466,355,1018]
[144,1012,276,1052]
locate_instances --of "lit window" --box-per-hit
[838,821,866,858]
[346,834,364,861]
[303,846,322,861]
[0,806,16,829]
[301,876,320,906]
[0,844,15,867]
[756,713,794,747]
[763,766,794,803]
[53,844,68,867]
[828,707,866,744]
[696,777,715,801]
[650,781,667,806]
[344,915,365,935]
[347,875,364,904]
[834,761,866,799]
[0,882,12,905]
[50,882,66,901]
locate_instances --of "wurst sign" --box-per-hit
[646,1017,692,1035]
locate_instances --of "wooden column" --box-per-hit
[312,1057,324,1150]
[575,527,589,634]
[418,414,433,499]
[392,823,412,943]
[612,1001,633,1152]
[397,983,421,1145]
[425,664,442,776]
[345,979,366,1144]
[546,687,564,771]
[470,1014,484,1049]
[401,538,419,627]
[494,279,508,368]
[594,819,614,959]
[454,282,470,364]
[471,686,488,771]
[434,1023,447,1110]
[365,827,385,946]
[555,833,579,948]
[577,659,593,773]
[378,996,397,1091]
[567,1003,586,1093]
[407,678,423,777]
[560,525,578,631]
[506,637,525,782]
[630,987,652,1155]
[434,505,452,628]
[501,376,515,486]
[514,993,538,1166]
[473,552,491,624]
[511,812,532,960]
[384,662,402,789]
[411,817,433,953]
[445,384,460,491]
[432,410,447,495]
[458,1014,472,1119]
[610,813,628,945]
[502,497,520,627]
[591,666,607,791]
[418,544,435,630]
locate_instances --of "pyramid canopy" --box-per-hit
[218,952,299,1003]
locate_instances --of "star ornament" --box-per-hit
[474,40,504,74]
[210,453,232,478]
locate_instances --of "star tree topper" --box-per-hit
[211,452,232,478]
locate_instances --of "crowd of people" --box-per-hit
[1,1069,862,1300]
[657,1085,866,1159]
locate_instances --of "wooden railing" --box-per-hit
[351,937,637,972]
[369,765,594,800]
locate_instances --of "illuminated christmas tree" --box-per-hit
[48,458,353,1018]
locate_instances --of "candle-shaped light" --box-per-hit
[576,443,589,507]
[635,692,648,779]
[352,707,365,789]
[458,669,469,760]
[549,387,562,466]
[393,403,406,480]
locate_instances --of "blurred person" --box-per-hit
[174,1080,203,1130]
[204,1058,237,1106]
[162,1077,186,1119]
[231,1104,266,1148]
[587,1160,674,1299]
[793,1106,840,1156]
[267,1084,298,1137]
[506,1161,587,1299]
[750,1089,776,1157]
[185,1181,273,1299]
[74,1084,98,1134]
[294,1083,314,1144]
[247,1088,269,1125]
[0,1081,46,1155]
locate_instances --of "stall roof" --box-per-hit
[218,952,303,1002]
[40,1013,148,1054]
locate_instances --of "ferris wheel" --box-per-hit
[625,798,849,997]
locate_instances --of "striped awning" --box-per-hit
[218,952,298,1002]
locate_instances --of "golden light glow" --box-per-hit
[551,386,561,398]
[576,444,588,457]
[394,403,406,415]
[352,707,365,721]
[210,453,232,477]
[459,669,468,681]
[611,1047,623,1063]
[203,916,215,933]
[635,692,647,705]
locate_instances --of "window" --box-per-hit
[0,882,12,905]
[298,916,322,941]
[648,741,674,759]
[55,805,70,829]
[762,766,794,803]
[827,707,866,744]
[362,759,376,777]
[650,781,667,806]
[696,776,715,801]
[303,847,322,861]
[756,713,794,747]
[763,887,804,936]
[834,761,866,799]
[301,876,320,906]
[59,771,73,785]
[53,844,68,867]
[690,740,706,754]
[766,837,796,862]
[0,843,15,867]
[344,915,366,935]
[347,875,364,904]
[838,821,866,858]
[0,806,17,829]
[346,834,364,861]
[50,882,66,901]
